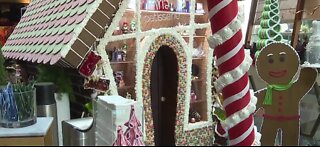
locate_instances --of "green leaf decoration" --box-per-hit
[214,107,227,121]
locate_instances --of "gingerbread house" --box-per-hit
[1,0,215,145]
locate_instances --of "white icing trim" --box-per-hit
[209,0,232,19]
[223,80,250,107]
[106,23,210,42]
[216,37,243,66]
[184,48,214,131]
[208,12,243,49]
[221,90,257,131]
[184,121,213,131]
[215,53,253,92]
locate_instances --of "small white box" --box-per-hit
[95,95,143,146]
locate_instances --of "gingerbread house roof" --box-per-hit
[1,0,122,68]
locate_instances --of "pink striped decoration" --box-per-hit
[207,0,257,146]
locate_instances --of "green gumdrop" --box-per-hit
[256,41,264,50]
[262,12,270,19]
[264,5,270,11]
[265,0,271,4]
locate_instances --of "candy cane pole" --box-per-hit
[207,0,259,146]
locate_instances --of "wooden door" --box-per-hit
[151,45,178,146]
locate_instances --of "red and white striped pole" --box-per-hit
[207,0,259,146]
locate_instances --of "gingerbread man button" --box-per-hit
[254,42,318,146]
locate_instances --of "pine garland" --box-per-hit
[37,65,74,100]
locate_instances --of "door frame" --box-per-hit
[140,34,189,145]
[151,45,179,146]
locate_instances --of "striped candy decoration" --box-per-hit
[207,0,260,146]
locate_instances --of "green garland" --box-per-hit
[37,65,74,100]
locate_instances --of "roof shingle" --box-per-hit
[2,0,123,68]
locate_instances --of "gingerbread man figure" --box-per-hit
[255,42,318,146]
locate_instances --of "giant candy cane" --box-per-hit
[207,0,260,146]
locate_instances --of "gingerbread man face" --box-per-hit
[256,43,299,85]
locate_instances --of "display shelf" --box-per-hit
[117,85,134,90]
[117,86,136,100]
[191,99,206,104]
[110,61,135,64]
[126,9,205,16]
[192,57,205,60]
[190,101,208,121]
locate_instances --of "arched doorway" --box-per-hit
[151,45,178,146]
[142,34,188,145]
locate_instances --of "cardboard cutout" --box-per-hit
[255,42,318,146]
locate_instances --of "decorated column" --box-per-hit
[207,0,259,146]
[256,0,283,56]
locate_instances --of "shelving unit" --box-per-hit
[106,36,136,100]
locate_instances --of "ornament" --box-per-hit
[190,90,197,103]
[119,79,126,87]
[84,76,110,92]
[192,48,204,58]
[189,109,201,122]
[190,118,196,123]
[122,22,130,34]
[79,51,102,77]
[169,3,174,12]
[130,20,136,33]
[114,71,125,87]
[126,92,132,99]
[113,26,122,35]
[111,45,127,62]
